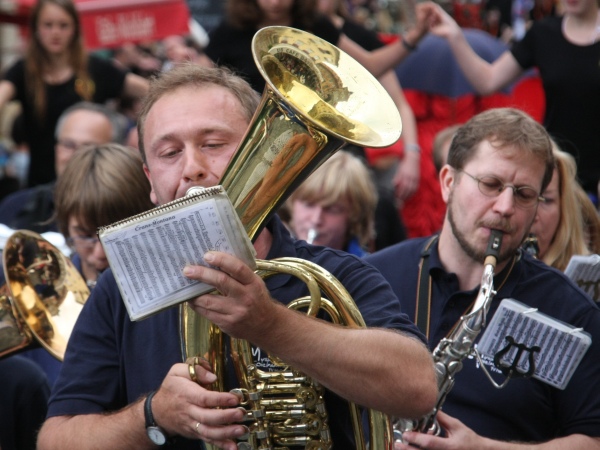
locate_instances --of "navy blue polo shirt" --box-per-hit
[366,237,600,442]
[47,216,422,449]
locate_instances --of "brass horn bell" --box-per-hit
[0,230,89,360]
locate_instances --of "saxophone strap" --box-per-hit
[416,235,439,339]
[416,237,519,341]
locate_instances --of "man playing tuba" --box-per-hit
[37,64,437,450]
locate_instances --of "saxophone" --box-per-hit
[394,230,503,442]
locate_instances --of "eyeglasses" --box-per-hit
[67,235,101,249]
[459,170,544,208]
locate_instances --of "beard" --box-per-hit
[447,190,531,265]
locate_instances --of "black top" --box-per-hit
[511,16,600,192]
[2,55,127,187]
[205,16,341,93]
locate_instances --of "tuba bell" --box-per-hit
[180,26,402,449]
[0,230,89,360]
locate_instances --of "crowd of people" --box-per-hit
[0,0,599,449]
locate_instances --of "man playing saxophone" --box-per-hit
[366,108,600,450]
[37,64,437,450]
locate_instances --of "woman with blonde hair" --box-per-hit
[0,0,147,187]
[529,143,600,271]
[287,150,378,256]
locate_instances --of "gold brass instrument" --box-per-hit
[181,26,402,449]
[0,230,89,360]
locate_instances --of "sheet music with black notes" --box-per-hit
[98,186,256,321]
[564,254,600,303]
[477,299,591,389]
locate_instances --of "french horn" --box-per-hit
[0,230,89,360]
[180,26,402,449]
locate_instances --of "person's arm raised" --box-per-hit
[337,2,436,78]
[122,73,149,100]
[428,2,524,95]
[0,80,16,114]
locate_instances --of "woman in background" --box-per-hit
[0,0,148,187]
[528,144,600,271]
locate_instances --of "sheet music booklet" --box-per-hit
[564,254,600,302]
[477,298,591,390]
[98,186,256,321]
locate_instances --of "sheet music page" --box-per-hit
[99,188,256,321]
[564,254,600,302]
[477,299,592,390]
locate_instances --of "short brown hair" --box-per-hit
[447,108,554,191]
[54,143,155,237]
[137,64,261,163]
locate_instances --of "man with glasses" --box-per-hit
[0,102,125,234]
[367,108,600,449]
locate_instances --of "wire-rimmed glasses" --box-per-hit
[459,170,545,208]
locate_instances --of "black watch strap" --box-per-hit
[144,391,157,427]
[144,390,168,445]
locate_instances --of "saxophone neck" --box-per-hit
[467,230,502,316]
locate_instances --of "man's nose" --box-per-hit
[182,147,208,181]
[493,188,516,215]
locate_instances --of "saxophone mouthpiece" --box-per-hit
[484,230,503,266]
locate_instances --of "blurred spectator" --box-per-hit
[317,0,421,206]
[160,35,212,72]
[529,143,600,270]
[0,0,148,187]
[0,102,125,234]
[286,150,378,256]
[112,43,162,79]
[432,124,460,173]
[428,0,600,198]
[0,355,50,450]
[203,0,434,93]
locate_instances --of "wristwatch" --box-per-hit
[144,391,168,445]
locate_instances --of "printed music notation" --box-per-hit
[98,187,256,321]
[564,254,600,303]
[477,299,591,390]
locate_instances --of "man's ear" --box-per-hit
[439,164,455,204]
[143,163,158,205]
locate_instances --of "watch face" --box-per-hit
[147,426,167,445]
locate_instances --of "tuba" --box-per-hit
[0,230,89,360]
[180,26,402,449]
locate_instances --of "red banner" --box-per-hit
[0,0,191,49]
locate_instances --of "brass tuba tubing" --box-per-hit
[180,26,402,450]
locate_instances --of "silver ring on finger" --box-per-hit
[195,421,201,435]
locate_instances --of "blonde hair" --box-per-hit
[288,150,378,248]
[54,143,154,237]
[542,144,593,271]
